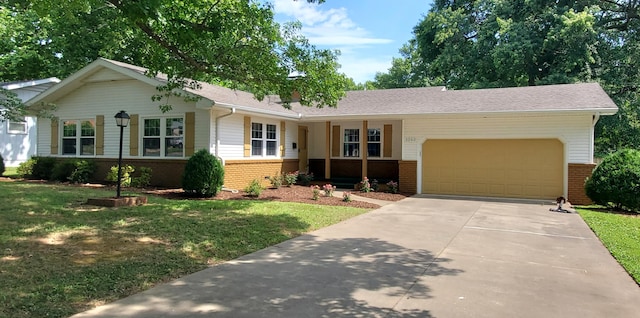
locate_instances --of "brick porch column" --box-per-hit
[568,163,597,205]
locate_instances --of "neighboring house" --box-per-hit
[1,77,61,167]
[27,58,617,203]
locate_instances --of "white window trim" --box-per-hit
[251,122,279,158]
[141,116,185,158]
[61,119,96,156]
[367,127,382,158]
[7,118,27,135]
[343,128,360,158]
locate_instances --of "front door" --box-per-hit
[298,126,308,172]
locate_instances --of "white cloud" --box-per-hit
[272,0,392,47]
[338,54,392,83]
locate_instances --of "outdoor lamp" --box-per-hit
[115,110,130,127]
[114,110,130,198]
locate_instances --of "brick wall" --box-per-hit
[223,159,299,190]
[399,160,417,194]
[568,163,596,205]
[92,158,188,188]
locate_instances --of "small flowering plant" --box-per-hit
[322,184,336,197]
[284,171,299,186]
[343,191,352,202]
[311,185,321,200]
[386,180,399,194]
[359,177,371,193]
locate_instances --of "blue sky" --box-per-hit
[271,0,433,83]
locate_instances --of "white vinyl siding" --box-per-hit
[37,76,210,158]
[216,114,296,160]
[402,114,594,164]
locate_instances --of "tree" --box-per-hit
[374,0,640,155]
[372,40,431,89]
[0,0,346,119]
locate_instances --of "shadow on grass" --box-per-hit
[72,236,463,318]
[1,182,320,318]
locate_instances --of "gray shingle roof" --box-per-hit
[105,58,619,118]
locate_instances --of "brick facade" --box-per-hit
[92,158,188,188]
[223,159,299,190]
[90,158,299,189]
[399,160,417,194]
[568,163,596,205]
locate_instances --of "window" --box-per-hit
[367,128,381,157]
[344,129,359,157]
[7,117,27,134]
[61,119,95,155]
[143,117,183,157]
[251,122,278,157]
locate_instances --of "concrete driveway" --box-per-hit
[73,196,640,318]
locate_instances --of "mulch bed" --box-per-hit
[145,185,411,209]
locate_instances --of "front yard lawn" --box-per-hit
[578,208,640,284]
[0,181,369,318]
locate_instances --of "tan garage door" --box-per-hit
[422,139,563,199]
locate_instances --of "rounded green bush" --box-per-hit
[0,154,5,176]
[182,149,224,197]
[585,149,640,211]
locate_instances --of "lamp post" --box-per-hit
[114,110,130,198]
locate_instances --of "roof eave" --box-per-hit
[300,107,619,121]
[212,102,302,120]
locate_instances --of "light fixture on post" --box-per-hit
[114,110,130,198]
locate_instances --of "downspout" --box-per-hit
[215,107,237,193]
[215,107,236,158]
[591,112,601,164]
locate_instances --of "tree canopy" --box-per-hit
[373,0,640,156]
[1,0,346,120]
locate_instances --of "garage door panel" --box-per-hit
[422,139,563,199]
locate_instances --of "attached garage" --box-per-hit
[422,139,564,199]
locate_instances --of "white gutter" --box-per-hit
[215,107,236,158]
[214,101,303,119]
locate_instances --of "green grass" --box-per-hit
[0,181,369,318]
[2,166,18,177]
[578,208,640,284]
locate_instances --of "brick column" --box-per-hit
[568,163,597,205]
[399,160,417,194]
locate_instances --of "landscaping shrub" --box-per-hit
[31,156,57,180]
[106,164,135,187]
[311,185,321,200]
[245,179,263,197]
[51,159,79,182]
[359,177,372,193]
[269,174,283,188]
[51,159,95,182]
[298,172,314,186]
[131,167,153,188]
[386,180,399,194]
[182,149,224,197]
[0,154,4,176]
[284,171,298,186]
[16,158,35,177]
[68,160,96,183]
[585,148,640,211]
[322,184,336,197]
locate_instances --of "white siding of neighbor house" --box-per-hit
[2,82,58,166]
[215,112,297,161]
[402,113,594,164]
[307,120,403,160]
[1,116,37,166]
[37,76,210,159]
